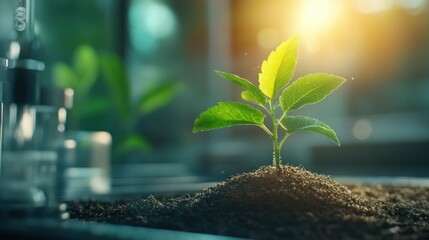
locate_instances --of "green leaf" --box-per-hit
[73,45,98,92]
[52,63,78,89]
[280,73,346,112]
[116,134,151,155]
[81,97,109,117]
[193,102,265,133]
[281,115,340,145]
[214,70,267,107]
[138,81,179,115]
[99,53,131,119]
[258,35,299,99]
[241,91,265,107]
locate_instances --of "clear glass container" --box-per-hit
[59,131,112,200]
[0,86,71,218]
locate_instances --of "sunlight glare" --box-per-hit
[297,0,342,34]
[257,28,281,50]
[354,0,392,14]
[295,0,345,53]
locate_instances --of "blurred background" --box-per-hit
[1,0,428,198]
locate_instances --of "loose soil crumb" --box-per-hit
[68,166,429,239]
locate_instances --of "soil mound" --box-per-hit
[69,165,429,239]
[194,166,374,217]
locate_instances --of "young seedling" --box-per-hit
[193,35,346,168]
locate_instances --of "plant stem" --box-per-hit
[270,102,281,168]
[260,125,273,137]
[279,133,290,151]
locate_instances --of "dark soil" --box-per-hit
[68,166,429,239]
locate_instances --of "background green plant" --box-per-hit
[53,45,179,159]
[193,36,346,168]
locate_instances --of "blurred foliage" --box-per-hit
[52,45,179,159]
[36,0,119,65]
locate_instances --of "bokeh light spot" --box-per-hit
[129,0,177,54]
[395,0,426,14]
[353,118,373,140]
[353,0,393,14]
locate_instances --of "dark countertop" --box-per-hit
[0,218,246,240]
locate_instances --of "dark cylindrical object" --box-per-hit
[6,0,44,106]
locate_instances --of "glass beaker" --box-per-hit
[59,131,112,201]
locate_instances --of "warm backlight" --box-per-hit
[297,0,343,34]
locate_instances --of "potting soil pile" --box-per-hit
[69,165,429,239]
